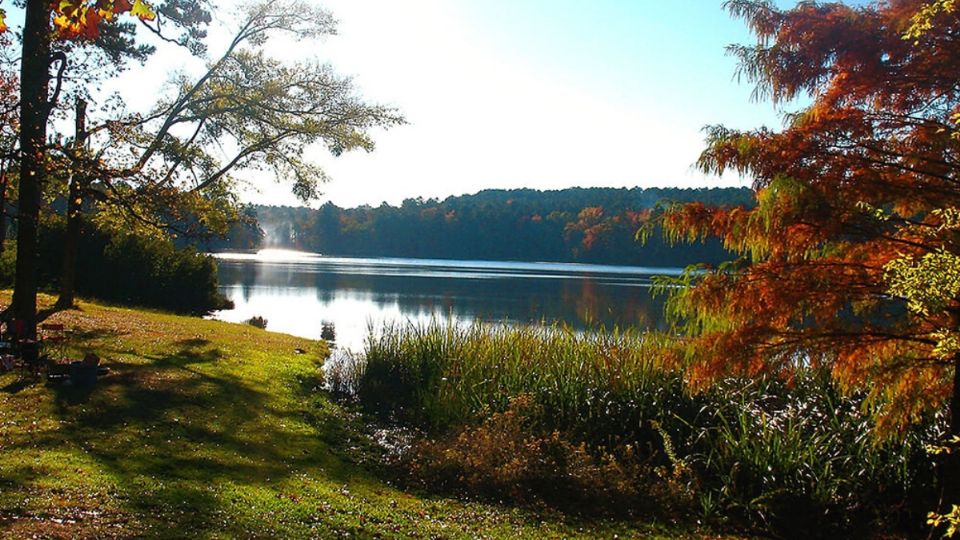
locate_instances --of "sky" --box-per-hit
[267,0,795,208]
[10,0,805,208]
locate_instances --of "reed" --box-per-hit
[688,375,937,534]
[345,320,939,535]
[355,320,684,440]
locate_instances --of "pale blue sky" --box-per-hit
[6,0,812,207]
[287,0,798,208]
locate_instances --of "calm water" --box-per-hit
[210,249,683,350]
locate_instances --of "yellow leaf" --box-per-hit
[131,0,156,21]
[0,9,7,33]
[53,14,72,32]
[58,0,83,17]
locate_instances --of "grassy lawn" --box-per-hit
[0,293,711,539]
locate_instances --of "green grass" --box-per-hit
[0,293,709,539]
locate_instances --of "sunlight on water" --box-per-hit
[209,253,680,351]
[213,249,325,263]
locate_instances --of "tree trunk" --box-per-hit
[55,99,87,311]
[947,352,960,495]
[54,179,82,310]
[11,0,52,339]
[933,349,960,523]
[952,352,960,437]
[0,163,8,255]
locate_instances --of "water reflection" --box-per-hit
[210,252,679,351]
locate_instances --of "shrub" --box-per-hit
[0,242,15,287]
[320,321,336,342]
[401,395,692,516]
[246,315,268,329]
[687,376,938,536]
[36,222,231,314]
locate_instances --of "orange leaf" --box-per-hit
[82,7,101,39]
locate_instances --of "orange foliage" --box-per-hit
[56,0,155,39]
[0,0,157,40]
[565,206,609,252]
[0,1,155,40]
[659,0,960,434]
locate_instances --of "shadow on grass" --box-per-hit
[26,340,357,536]
[153,347,224,368]
[173,338,212,349]
[69,327,128,343]
[52,380,96,405]
[1,376,36,395]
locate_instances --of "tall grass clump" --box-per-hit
[345,320,940,537]
[688,375,939,536]
[355,320,690,444]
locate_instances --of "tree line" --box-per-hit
[206,187,753,267]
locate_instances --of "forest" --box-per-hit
[206,187,754,266]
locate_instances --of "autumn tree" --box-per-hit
[650,0,960,492]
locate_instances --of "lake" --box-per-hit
[209,249,683,351]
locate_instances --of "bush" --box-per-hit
[36,222,231,314]
[0,242,15,288]
[401,394,693,516]
[246,315,268,329]
[688,376,937,537]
